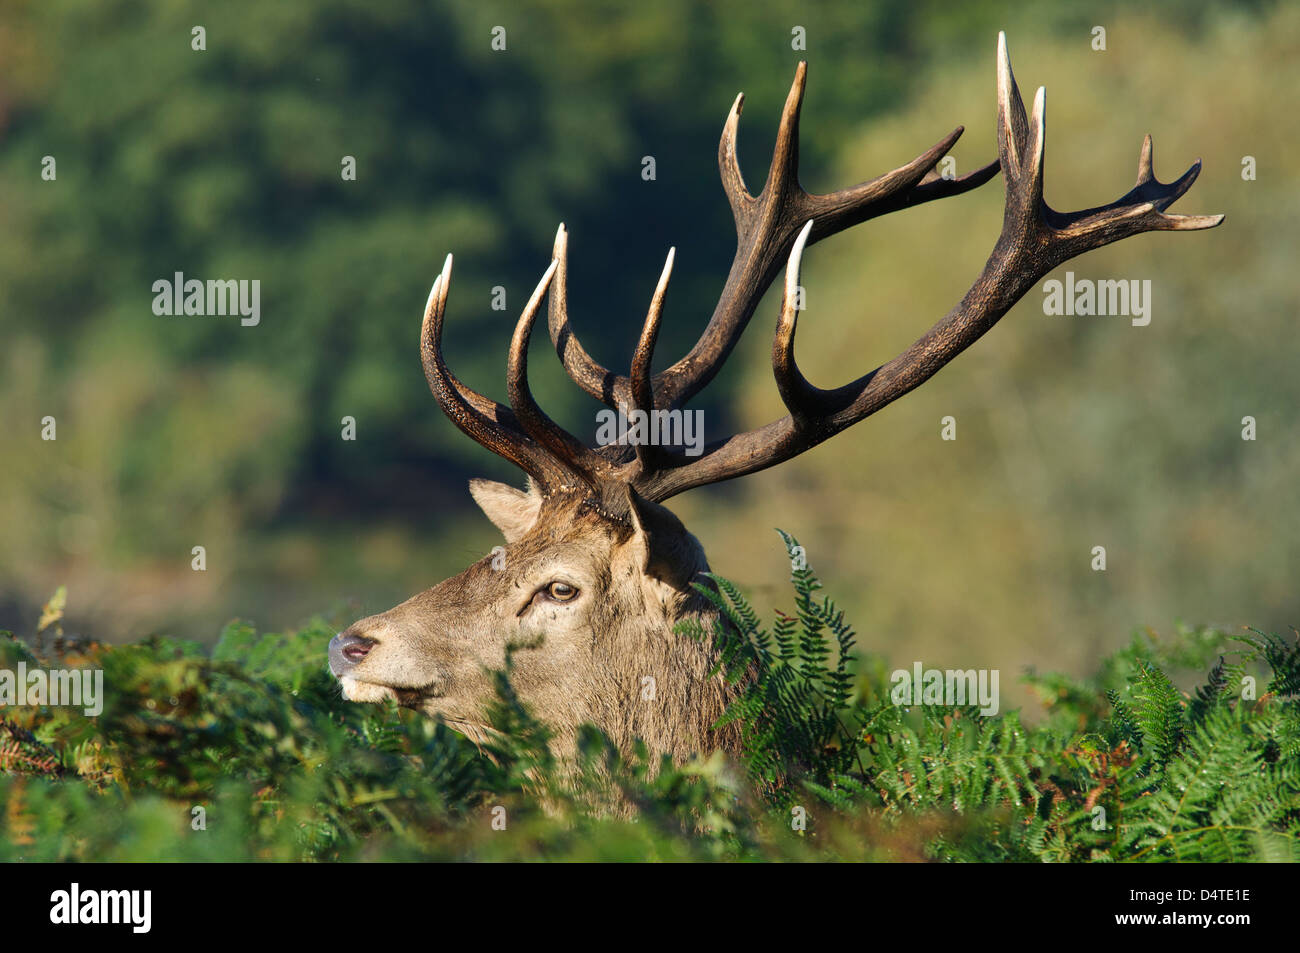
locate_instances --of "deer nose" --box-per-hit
[329,631,376,673]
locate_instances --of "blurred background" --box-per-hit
[1,0,1295,711]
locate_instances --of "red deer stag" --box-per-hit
[329,35,1221,761]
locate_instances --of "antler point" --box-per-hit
[789,61,808,99]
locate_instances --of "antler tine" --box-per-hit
[544,224,630,410]
[771,220,824,430]
[651,61,999,412]
[629,247,676,471]
[718,91,751,218]
[632,31,1222,503]
[421,255,583,492]
[505,259,613,492]
[806,128,1000,233]
[764,60,807,204]
[1045,139,1223,238]
[1137,133,1155,185]
[996,31,1029,175]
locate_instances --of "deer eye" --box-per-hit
[544,581,579,603]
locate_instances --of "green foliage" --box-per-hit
[0,616,750,861]
[683,533,1299,861]
[676,529,862,798]
[3,542,1298,861]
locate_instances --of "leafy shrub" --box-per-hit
[2,536,1297,861]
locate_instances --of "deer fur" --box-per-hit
[334,480,741,761]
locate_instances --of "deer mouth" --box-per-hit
[336,674,448,703]
[337,676,487,739]
[336,675,396,704]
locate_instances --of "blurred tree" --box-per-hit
[0,0,1290,650]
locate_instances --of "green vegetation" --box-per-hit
[1,0,1294,863]
[3,536,1295,862]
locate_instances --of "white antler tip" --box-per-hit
[653,248,676,296]
[784,220,814,299]
[538,259,559,291]
[790,219,814,263]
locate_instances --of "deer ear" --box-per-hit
[620,485,701,588]
[469,478,542,543]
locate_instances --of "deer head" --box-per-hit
[328,35,1221,760]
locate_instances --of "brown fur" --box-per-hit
[331,480,741,763]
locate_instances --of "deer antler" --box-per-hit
[422,255,598,494]
[631,33,1223,499]
[546,61,998,413]
[422,33,1221,507]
